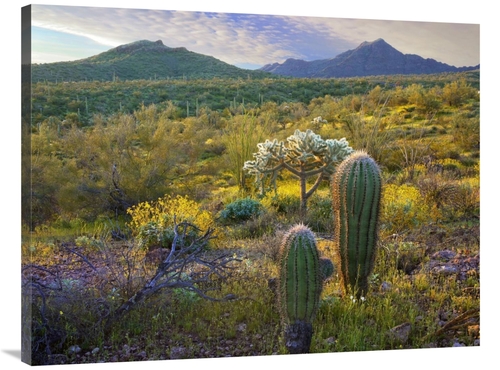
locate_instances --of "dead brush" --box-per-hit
[417,173,461,211]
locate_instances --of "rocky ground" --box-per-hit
[22,223,480,365]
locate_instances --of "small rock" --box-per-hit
[438,310,450,321]
[170,346,187,359]
[91,347,100,355]
[422,342,437,348]
[325,337,336,344]
[432,250,456,261]
[431,264,458,276]
[452,341,465,347]
[68,345,81,355]
[387,322,411,344]
[380,281,392,292]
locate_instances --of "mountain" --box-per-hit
[32,40,271,82]
[260,38,479,78]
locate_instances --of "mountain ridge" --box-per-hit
[260,38,479,78]
[32,38,479,83]
[32,39,272,82]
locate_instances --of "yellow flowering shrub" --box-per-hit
[381,184,436,236]
[127,195,215,249]
[260,180,301,215]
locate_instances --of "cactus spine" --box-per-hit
[277,224,322,354]
[331,151,382,299]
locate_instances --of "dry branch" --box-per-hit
[104,219,242,331]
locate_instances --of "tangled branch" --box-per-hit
[105,218,242,330]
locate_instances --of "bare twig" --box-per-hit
[104,219,241,331]
[423,308,480,342]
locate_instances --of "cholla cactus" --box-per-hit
[244,129,353,219]
[311,116,328,128]
[277,224,322,354]
[331,151,382,299]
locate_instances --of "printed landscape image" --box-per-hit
[21,4,480,366]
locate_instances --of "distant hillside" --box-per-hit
[260,38,479,78]
[32,40,272,82]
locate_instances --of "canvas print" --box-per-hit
[21,4,480,366]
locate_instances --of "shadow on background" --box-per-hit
[2,350,21,360]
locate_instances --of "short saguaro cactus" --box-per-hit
[277,224,322,354]
[331,150,382,299]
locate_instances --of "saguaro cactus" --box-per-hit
[277,224,322,354]
[331,151,382,299]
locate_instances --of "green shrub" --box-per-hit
[305,194,333,233]
[219,198,263,224]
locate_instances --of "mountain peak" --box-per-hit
[259,39,479,78]
[357,38,393,51]
[32,39,273,82]
[111,40,170,54]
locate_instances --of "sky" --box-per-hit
[29,3,480,70]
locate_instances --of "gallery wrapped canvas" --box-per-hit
[20,2,481,368]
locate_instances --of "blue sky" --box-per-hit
[30,3,480,69]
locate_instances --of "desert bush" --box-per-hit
[222,114,273,189]
[127,195,215,249]
[383,241,427,274]
[341,108,392,165]
[438,158,462,173]
[380,184,436,236]
[224,210,277,240]
[449,113,480,151]
[219,198,263,224]
[260,180,301,220]
[416,173,463,220]
[448,177,480,220]
[305,193,333,233]
[442,78,478,107]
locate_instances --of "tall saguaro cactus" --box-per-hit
[331,151,382,299]
[277,224,322,354]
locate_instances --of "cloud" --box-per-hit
[31,4,479,68]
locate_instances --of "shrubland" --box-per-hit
[22,72,480,365]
